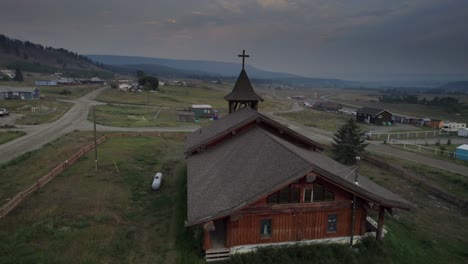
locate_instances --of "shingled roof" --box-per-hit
[357,107,389,116]
[224,69,264,102]
[186,127,413,225]
[185,107,324,154]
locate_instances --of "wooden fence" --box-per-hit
[0,132,183,219]
[390,139,468,159]
[0,136,108,219]
[366,130,439,141]
[363,155,468,209]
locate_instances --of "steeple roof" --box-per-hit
[224,69,264,102]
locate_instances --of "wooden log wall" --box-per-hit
[226,206,365,247]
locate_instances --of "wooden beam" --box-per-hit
[376,206,385,240]
[203,229,212,250]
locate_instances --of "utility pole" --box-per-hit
[93,105,98,171]
[350,156,360,247]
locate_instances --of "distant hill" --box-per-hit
[0,34,113,79]
[88,54,357,88]
[87,55,303,79]
[430,81,468,94]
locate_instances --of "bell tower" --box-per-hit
[224,50,264,113]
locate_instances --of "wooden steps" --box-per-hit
[205,248,231,262]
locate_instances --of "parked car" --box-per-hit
[0,108,9,116]
[151,172,163,190]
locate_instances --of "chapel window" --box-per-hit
[260,219,272,238]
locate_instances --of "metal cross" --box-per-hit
[238,49,250,69]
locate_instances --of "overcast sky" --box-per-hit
[1,0,467,81]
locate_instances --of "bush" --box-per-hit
[59,89,72,95]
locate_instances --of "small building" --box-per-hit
[425,120,444,129]
[441,122,466,133]
[0,70,15,79]
[291,95,306,100]
[0,86,40,100]
[393,114,419,125]
[455,144,468,161]
[312,101,342,112]
[191,104,213,118]
[57,77,75,85]
[35,80,58,86]
[118,83,135,92]
[178,111,195,122]
[356,107,392,125]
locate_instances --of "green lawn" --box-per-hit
[276,109,369,132]
[0,131,26,145]
[40,85,100,100]
[89,104,206,127]
[97,85,288,114]
[98,85,229,110]
[389,141,468,167]
[0,133,196,263]
[0,99,73,125]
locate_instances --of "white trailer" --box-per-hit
[441,122,466,133]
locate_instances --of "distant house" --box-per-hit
[0,70,15,79]
[291,95,306,100]
[356,107,392,125]
[312,101,342,112]
[425,120,444,129]
[303,99,315,107]
[57,77,75,85]
[173,80,187,86]
[455,144,468,161]
[118,83,134,92]
[191,104,213,118]
[178,111,195,122]
[392,114,419,125]
[159,81,166,86]
[35,80,58,86]
[0,86,40,100]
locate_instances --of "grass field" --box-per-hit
[88,104,212,127]
[276,109,369,132]
[389,142,468,167]
[0,130,26,144]
[97,85,229,110]
[97,85,288,114]
[0,99,73,125]
[39,85,100,100]
[328,90,468,124]
[0,133,198,263]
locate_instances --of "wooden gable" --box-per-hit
[223,174,369,247]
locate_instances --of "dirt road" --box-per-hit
[0,87,198,165]
[2,88,466,177]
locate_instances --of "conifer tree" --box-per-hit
[13,68,24,82]
[331,119,368,164]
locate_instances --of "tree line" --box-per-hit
[0,34,104,68]
[379,94,459,106]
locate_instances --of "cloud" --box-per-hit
[167,18,177,24]
[256,0,290,9]
[141,20,161,25]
